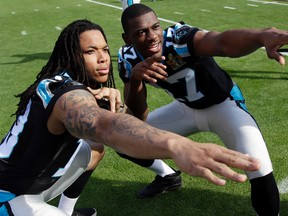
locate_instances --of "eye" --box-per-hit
[136,29,147,37]
[103,47,109,53]
[83,49,95,55]
[153,24,160,30]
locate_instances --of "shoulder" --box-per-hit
[164,22,201,44]
[36,73,87,108]
[118,45,139,62]
[118,45,142,82]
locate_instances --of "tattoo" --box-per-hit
[59,90,102,139]
[110,114,167,145]
[59,89,167,145]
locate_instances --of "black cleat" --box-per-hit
[72,208,97,216]
[137,171,182,198]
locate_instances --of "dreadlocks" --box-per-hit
[15,19,115,117]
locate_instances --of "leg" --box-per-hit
[201,98,279,215]
[116,100,198,198]
[5,141,92,216]
[116,151,181,198]
[58,140,104,216]
[42,140,92,202]
[129,100,202,198]
[251,173,279,216]
[8,194,68,216]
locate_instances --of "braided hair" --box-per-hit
[15,19,115,117]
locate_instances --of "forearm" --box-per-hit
[124,80,148,121]
[96,113,180,159]
[197,28,265,57]
[195,26,287,65]
[216,29,264,57]
[58,90,172,158]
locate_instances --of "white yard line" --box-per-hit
[85,0,288,57]
[247,0,288,6]
[224,6,236,9]
[85,0,177,24]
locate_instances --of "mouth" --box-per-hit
[146,41,161,54]
[97,67,109,75]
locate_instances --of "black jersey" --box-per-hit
[118,22,233,109]
[0,73,87,198]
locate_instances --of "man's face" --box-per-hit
[80,30,110,84]
[125,11,163,59]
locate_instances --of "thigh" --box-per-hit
[207,99,273,179]
[42,141,91,202]
[8,195,68,216]
[147,100,198,135]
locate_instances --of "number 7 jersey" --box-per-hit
[118,22,234,109]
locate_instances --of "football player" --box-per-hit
[118,4,288,216]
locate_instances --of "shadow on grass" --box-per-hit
[1,53,51,64]
[227,69,288,81]
[0,53,120,65]
[49,176,288,216]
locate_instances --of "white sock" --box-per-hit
[58,193,79,216]
[148,159,175,177]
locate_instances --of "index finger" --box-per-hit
[109,91,122,113]
[146,55,166,63]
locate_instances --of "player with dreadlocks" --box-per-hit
[0,19,260,216]
[0,19,120,216]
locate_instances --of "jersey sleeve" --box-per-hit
[171,22,202,57]
[36,74,88,116]
[118,46,132,83]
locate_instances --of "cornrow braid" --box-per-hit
[15,19,115,118]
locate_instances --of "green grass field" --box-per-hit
[1,0,288,215]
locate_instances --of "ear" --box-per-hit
[122,33,131,45]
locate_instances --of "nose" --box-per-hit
[97,50,108,63]
[147,29,157,40]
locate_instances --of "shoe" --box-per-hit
[137,170,182,198]
[72,208,97,216]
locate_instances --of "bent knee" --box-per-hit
[87,145,105,170]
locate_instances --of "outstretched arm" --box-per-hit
[52,89,260,186]
[194,27,288,65]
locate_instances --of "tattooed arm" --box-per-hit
[49,89,260,186]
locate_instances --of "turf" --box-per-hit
[0,0,288,215]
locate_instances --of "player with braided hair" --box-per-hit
[13,19,119,216]
[1,19,120,216]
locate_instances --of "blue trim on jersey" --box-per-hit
[37,79,54,108]
[230,85,244,101]
[174,46,189,56]
[0,205,9,216]
[37,72,71,109]
[0,191,15,202]
[230,85,248,112]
